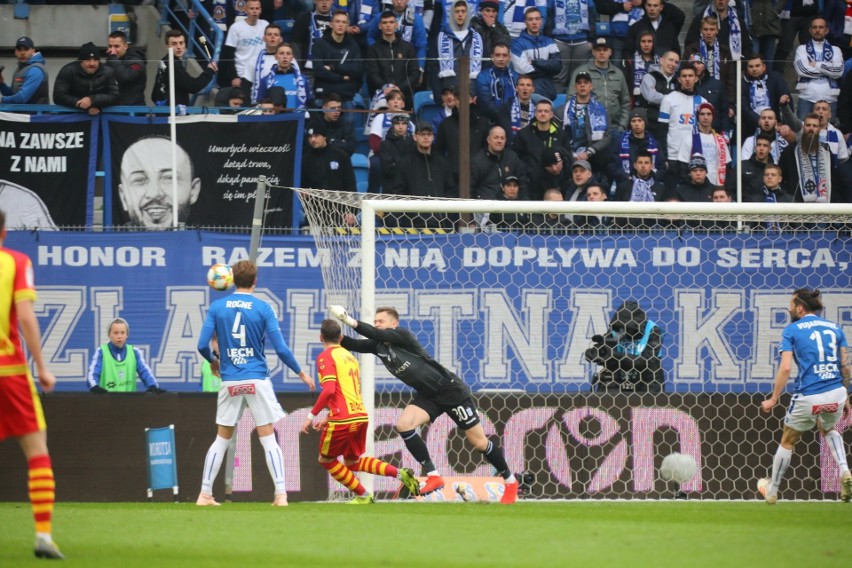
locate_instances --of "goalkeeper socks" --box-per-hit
[28,455,55,536]
[321,460,366,496]
[824,430,849,472]
[770,445,793,493]
[259,434,287,494]
[481,440,516,483]
[399,429,437,475]
[201,435,231,494]
[350,456,399,478]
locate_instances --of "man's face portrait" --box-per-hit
[119,137,200,228]
[754,139,771,161]
[803,117,821,136]
[492,45,510,69]
[516,78,534,100]
[575,78,592,98]
[630,116,646,136]
[81,57,100,75]
[814,102,831,126]
[746,57,765,78]
[264,27,282,50]
[15,45,35,63]
[167,35,187,59]
[644,0,663,20]
[689,167,707,184]
[700,22,719,44]
[572,166,592,185]
[809,18,827,41]
[107,36,128,58]
[758,109,777,132]
[634,156,653,178]
[487,127,507,153]
[524,9,542,35]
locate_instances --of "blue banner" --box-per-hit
[5,229,851,393]
[146,425,178,492]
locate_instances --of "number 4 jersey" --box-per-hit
[781,313,849,396]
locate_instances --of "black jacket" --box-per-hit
[365,36,420,107]
[323,117,357,156]
[105,48,147,105]
[302,144,356,193]
[741,70,792,135]
[53,61,120,109]
[312,32,365,101]
[392,147,457,198]
[151,56,216,106]
[379,131,415,189]
[434,104,491,180]
[625,5,685,57]
[470,147,527,200]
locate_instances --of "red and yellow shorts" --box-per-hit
[0,371,46,441]
[319,420,368,460]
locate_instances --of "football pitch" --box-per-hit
[1,501,849,567]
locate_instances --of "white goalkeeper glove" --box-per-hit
[329,305,357,327]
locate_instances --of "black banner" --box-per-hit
[0,113,96,228]
[103,115,303,229]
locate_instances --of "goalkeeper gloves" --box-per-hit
[329,305,357,327]
[147,386,167,394]
[90,385,108,394]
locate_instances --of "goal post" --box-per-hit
[295,187,852,501]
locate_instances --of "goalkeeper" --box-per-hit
[329,305,518,503]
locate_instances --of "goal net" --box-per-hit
[295,187,852,501]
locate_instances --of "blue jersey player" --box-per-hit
[196,260,314,506]
[758,289,852,504]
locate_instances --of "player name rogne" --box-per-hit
[225,300,253,309]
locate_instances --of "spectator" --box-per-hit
[609,107,664,183]
[221,0,269,97]
[673,154,715,202]
[501,0,547,39]
[614,149,667,229]
[250,23,284,104]
[757,163,793,205]
[574,182,611,232]
[470,0,512,69]
[564,158,596,204]
[510,7,561,101]
[513,99,566,200]
[214,86,247,113]
[312,10,365,124]
[0,36,49,104]
[367,0,428,80]
[436,1,484,96]
[546,0,597,88]
[434,93,490,183]
[784,100,850,163]
[293,0,334,74]
[255,43,311,109]
[683,16,736,109]
[475,42,518,123]
[625,0,686,57]
[366,11,420,110]
[151,30,218,106]
[470,125,527,199]
[368,89,413,192]
[711,186,731,201]
[688,54,731,133]
[87,318,165,393]
[530,187,573,233]
[380,113,416,194]
[740,107,794,163]
[741,132,776,201]
[568,37,631,132]
[104,31,146,106]
[317,93,357,156]
[659,62,708,179]
[484,175,530,231]
[53,43,119,115]
[740,53,792,135]
[562,71,611,177]
[623,30,659,101]
[677,102,731,188]
[779,114,837,202]
[794,16,844,119]
[685,0,751,60]
[302,119,358,195]
[499,74,536,141]
[432,84,459,133]
[636,49,679,144]
[535,147,571,200]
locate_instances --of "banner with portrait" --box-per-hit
[102,114,304,229]
[0,113,97,229]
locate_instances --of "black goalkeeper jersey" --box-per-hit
[341,321,471,400]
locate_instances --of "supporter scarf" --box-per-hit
[692,128,729,185]
[795,142,831,202]
[566,95,608,142]
[703,2,741,59]
[747,74,770,111]
[438,29,483,79]
[805,40,840,89]
[630,176,656,201]
[619,132,659,175]
[511,98,534,133]
[307,12,330,69]
[364,83,395,135]
[553,0,590,36]
[699,40,721,80]
[487,67,516,105]
[632,54,657,94]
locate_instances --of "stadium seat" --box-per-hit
[351,153,369,188]
[414,91,442,126]
[274,20,295,42]
[357,181,368,193]
[552,93,567,109]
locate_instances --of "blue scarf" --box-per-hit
[747,74,770,112]
[438,29,483,80]
[486,68,516,106]
[699,40,721,80]
[511,98,534,134]
[619,132,659,176]
[565,95,608,146]
[552,0,590,37]
[632,54,657,95]
[630,177,657,202]
[804,40,840,89]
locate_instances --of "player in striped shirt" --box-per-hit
[196,259,314,506]
[759,288,852,504]
[0,209,63,559]
[301,319,420,503]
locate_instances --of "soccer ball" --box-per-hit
[207,263,234,291]
[659,452,697,483]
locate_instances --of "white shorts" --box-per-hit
[784,386,847,433]
[216,379,285,427]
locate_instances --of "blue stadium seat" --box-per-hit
[357,181,368,193]
[351,153,369,188]
[274,20,295,42]
[414,91,442,126]
[552,93,567,109]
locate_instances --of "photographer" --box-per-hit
[585,300,664,393]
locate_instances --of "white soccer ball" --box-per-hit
[659,453,697,483]
[207,263,234,291]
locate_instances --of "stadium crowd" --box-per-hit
[4,0,852,228]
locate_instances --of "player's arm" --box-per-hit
[266,314,315,391]
[761,350,793,413]
[135,347,166,393]
[340,335,378,354]
[301,377,337,433]
[16,299,56,393]
[197,315,216,362]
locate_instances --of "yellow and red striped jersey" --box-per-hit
[315,345,368,424]
[0,247,37,377]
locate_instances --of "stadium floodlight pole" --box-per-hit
[360,202,377,495]
[168,46,179,230]
[248,176,268,263]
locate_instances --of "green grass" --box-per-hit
[1,501,848,567]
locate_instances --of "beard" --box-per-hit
[789,309,800,323]
[801,131,820,154]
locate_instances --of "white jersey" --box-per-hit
[659,91,708,160]
[225,18,270,83]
